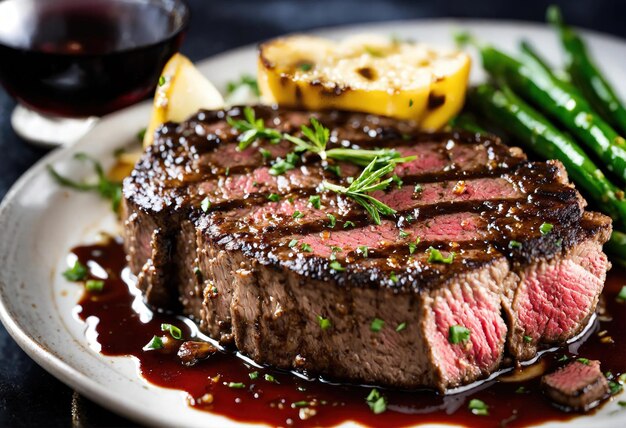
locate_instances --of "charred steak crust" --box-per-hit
[122,105,612,391]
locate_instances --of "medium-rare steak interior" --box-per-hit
[122,105,612,391]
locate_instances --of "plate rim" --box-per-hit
[0,17,625,427]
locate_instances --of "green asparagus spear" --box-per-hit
[474,43,626,185]
[547,6,626,136]
[469,83,626,230]
[606,230,626,265]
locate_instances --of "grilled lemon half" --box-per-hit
[258,34,471,130]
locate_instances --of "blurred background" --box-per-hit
[0,0,624,426]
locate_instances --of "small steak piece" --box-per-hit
[541,360,610,411]
[177,341,218,367]
[123,105,612,391]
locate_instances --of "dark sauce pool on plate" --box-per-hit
[71,238,626,427]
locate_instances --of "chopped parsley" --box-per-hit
[264,374,277,383]
[609,380,623,395]
[269,152,299,175]
[408,237,421,255]
[301,243,313,253]
[161,323,182,340]
[468,398,489,416]
[539,222,554,235]
[366,389,387,414]
[577,357,590,365]
[85,279,104,293]
[523,335,532,343]
[330,261,345,271]
[259,148,272,160]
[158,75,166,86]
[317,315,331,330]
[309,195,321,209]
[226,74,260,96]
[396,322,406,332]
[227,382,246,389]
[357,246,369,257]
[389,271,398,283]
[509,240,523,249]
[249,371,259,380]
[449,325,470,344]
[399,229,410,239]
[267,193,281,202]
[427,247,455,264]
[201,197,211,212]
[143,335,164,351]
[414,184,423,193]
[343,221,356,229]
[292,210,304,219]
[370,318,385,332]
[288,239,298,248]
[63,260,88,282]
[327,213,337,228]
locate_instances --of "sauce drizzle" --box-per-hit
[72,238,625,427]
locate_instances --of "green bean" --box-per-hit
[547,6,626,136]
[448,113,487,134]
[469,83,626,230]
[518,40,579,95]
[477,44,626,185]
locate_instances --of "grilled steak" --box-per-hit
[122,105,612,391]
[542,360,610,411]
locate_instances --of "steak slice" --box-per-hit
[541,360,610,411]
[122,105,612,391]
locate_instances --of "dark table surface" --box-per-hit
[1,0,624,426]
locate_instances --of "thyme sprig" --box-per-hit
[323,157,405,225]
[227,108,411,168]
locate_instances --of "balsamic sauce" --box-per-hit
[72,238,625,427]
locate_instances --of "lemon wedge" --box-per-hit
[144,53,224,147]
[258,34,471,130]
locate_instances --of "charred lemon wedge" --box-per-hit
[258,34,471,130]
[144,53,224,146]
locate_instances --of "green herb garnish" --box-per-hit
[330,261,345,271]
[267,193,281,202]
[298,62,313,71]
[161,323,182,340]
[85,279,104,293]
[399,229,409,239]
[63,260,88,282]
[291,401,310,408]
[249,371,259,380]
[523,335,532,343]
[370,318,384,332]
[309,195,321,209]
[301,243,313,252]
[228,382,246,389]
[288,239,298,248]
[343,220,356,228]
[366,389,387,414]
[539,222,554,235]
[617,285,626,302]
[227,106,282,150]
[317,315,331,330]
[158,76,166,86]
[427,247,455,264]
[269,152,299,176]
[577,357,590,365]
[48,153,122,212]
[323,157,401,225]
[414,184,423,193]
[468,398,489,416]
[389,271,398,283]
[143,335,164,351]
[449,325,470,344]
[396,322,406,332]
[292,210,304,219]
[327,213,336,228]
[509,240,523,249]
[264,374,277,383]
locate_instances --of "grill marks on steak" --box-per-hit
[122,105,612,391]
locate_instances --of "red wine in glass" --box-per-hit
[0,0,189,145]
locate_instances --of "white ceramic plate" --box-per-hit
[0,20,625,428]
